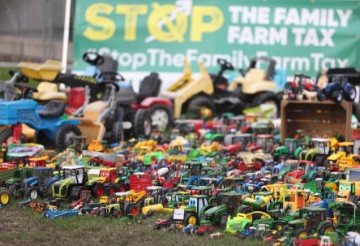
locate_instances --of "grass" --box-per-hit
[0,200,267,246]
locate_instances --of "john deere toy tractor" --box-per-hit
[284,207,335,239]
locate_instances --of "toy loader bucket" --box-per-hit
[76,118,105,144]
[18,60,62,81]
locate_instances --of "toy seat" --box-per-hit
[18,60,62,81]
[38,100,67,118]
[244,69,266,82]
[137,73,161,102]
[83,101,109,122]
[32,82,67,101]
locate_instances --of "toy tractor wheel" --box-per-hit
[318,222,335,236]
[331,90,343,102]
[26,188,39,200]
[149,105,173,131]
[92,184,105,198]
[118,183,126,192]
[112,209,122,218]
[294,228,309,239]
[187,96,215,119]
[112,121,123,143]
[185,213,198,225]
[274,222,285,232]
[0,189,10,206]
[252,92,280,118]
[128,204,140,217]
[317,89,327,101]
[55,124,81,150]
[134,109,152,138]
[0,128,26,145]
[106,185,116,196]
[345,86,357,101]
[284,82,297,95]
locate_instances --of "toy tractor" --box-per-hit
[299,138,332,166]
[0,81,81,148]
[330,202,360,235]
[228,56,283,118]
[284,207,335,239]
[70,75,151,144]
[160,59,244,119]
[283,74,320,100]
[317,73,357,102]
[272,138,303,161]
[105,190,146,218]
[50,166,90,201]
[172,195,210,226]
[200,192,244,227]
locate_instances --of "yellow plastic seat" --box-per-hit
[32,82,67,101]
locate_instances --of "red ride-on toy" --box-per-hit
[116,72,173,131]
[284,74,321,100]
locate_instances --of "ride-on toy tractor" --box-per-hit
[0,81,81,148]
[228,57,283,117]
[116,72,173,131]
[160,59,244,119]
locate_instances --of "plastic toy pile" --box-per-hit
[2,53,360,246]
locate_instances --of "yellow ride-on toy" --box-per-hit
[228,57,283,118]
[160,59,244,119]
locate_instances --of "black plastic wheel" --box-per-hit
[331,90,343,102]
[317,89,327,101]
[55,124,81,150]
[187,96,216,118]
[134,109,152,138]
[345,86,357,101]
[0,127,26,145]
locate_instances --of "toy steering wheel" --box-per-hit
[217,59,234,71]
[14,83,38,99]
[83,52,105,66]
[99,71,125,82]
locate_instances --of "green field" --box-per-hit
[0,201,267,246]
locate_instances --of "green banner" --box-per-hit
[73,0,360,81]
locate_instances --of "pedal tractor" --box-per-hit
[0,83,81,149]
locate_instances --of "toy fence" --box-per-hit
[280,100,352,142]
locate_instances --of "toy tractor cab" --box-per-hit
[228,57,282,118]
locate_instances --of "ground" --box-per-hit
[0,201,267,246]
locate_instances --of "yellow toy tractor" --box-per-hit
[160,59,244,119]
[228,57,283,117]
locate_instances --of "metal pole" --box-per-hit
[61,0,72,72]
